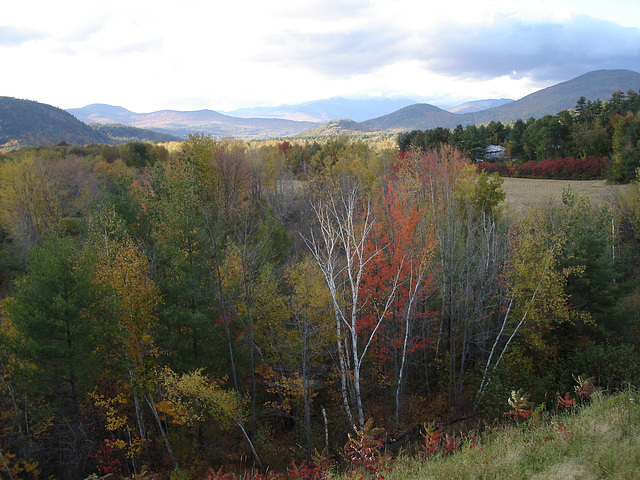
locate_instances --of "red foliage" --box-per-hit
[478,156,606,180]
[89,444,122,477]
[358,181,436,362]
[557,392,577,409]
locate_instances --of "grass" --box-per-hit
[500,178,630,216]
[345,390,640,480]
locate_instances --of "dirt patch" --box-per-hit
[501,178,630,216]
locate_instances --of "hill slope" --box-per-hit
[362,69,640,132]
[1,97,110,148]
[379,391,640,480]
[467,69,640,125]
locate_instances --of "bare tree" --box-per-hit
[303,180,401,427]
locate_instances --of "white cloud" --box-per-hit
[2,0,639,111]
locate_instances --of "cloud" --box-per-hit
[256,12,640,87]
[264,28,403,76]
[98,38,164,57]
[0,25,44,46]
[415,15,640,82]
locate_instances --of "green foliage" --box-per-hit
[397,89,640,181]
[117,141,169,168]
[562,342,640,392]
[2,235,105,398]
[611,112,640,182]
[472,171,505,216]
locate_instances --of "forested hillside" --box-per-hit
[1,116,640,479]
[0,97,183,150]
[0,97,110,148]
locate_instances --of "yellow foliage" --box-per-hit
[91,390,146,458]
[90,208,160,378]
[0,449,40,479]
[158,367,241,430]
[0,155,62,250]
[257,365,310,413]
[91,391,130,432]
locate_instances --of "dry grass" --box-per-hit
[501,178,631,216]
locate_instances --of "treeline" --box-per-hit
[0,136,639,479]
[398,89,640,182]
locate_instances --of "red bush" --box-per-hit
[516,156,606,180]
[478,157,606,180]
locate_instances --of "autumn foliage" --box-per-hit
[0,135,637,479]
[478,156,606,179]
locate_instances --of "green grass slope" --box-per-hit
[376,391,640,480]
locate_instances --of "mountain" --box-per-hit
[68,103,138,124]
[1,97,110,148]
[448,98,513,114]
[225,97,418,123]
[69,105,320,140]
[6,69,639,146]
[363,103,461,132]
[362,69,640,132]
[466,69,640,125]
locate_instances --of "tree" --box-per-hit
[571,119,611,158]
[158,367,264,471]
[304,179,402,428]
[358,181,437,423]
[611,113,640,182]
[393,147,511,414]
[2,235,104,478]
[474,207,591,408]
[0,155,96,259]
[255,256,333,461]
[89,207,161,452]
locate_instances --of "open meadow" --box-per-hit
[501,177,632,216]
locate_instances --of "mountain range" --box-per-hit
[359,69,640,132]
[2,69,640,149]
[70,69,640,139]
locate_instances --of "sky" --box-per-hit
[2,0,640,113]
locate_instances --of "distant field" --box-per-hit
[501,177,631,216]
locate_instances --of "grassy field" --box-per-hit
[329,390,640,480]
[501,178,631,216]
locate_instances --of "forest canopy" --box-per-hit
[0,91,640,479]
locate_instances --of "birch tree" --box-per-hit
[304,180,401,428]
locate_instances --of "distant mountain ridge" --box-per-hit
[3,69,639,148]
[447,99,513,114]
[224,97,419,122]
[68,105,320,140]
[362,69,640,132]
[70,69,640,139]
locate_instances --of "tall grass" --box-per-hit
[333,389,640,480]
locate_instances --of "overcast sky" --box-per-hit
[2,0,640,113]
